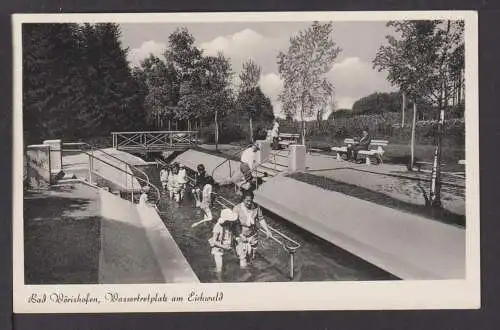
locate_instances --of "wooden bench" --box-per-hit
[331,138,389,165]
[278,133,300,148]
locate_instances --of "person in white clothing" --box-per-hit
[240,143,259,171]
[169,163,181,202]
[159,165,169,191]
[138,186,150,207]
[191,176,215,227]
[177,163,188,201]
[271,120,280,150]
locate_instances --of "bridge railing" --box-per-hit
[111,131,198,151]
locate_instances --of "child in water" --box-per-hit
[191,176,215,227]
[177,163,188,201]
[192,164,208,207]
[208,208,238,274]
[169,163,182,202]
[160,165,169,192]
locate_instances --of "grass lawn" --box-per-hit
[23,188,101,284]
[289,172,465,227]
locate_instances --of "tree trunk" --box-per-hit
[409,101,417,170]
[430,88,446,208]
[215,109,219,151]
[249,117,254,143]
[401,92,406,128]
[168,120,171,131]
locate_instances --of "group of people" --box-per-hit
[159,162,188,202]
[209,190,272,273]
[151,160,272,275]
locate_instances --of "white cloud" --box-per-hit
[259,73,283,102]
[128,40,167,67]
[328,56,395,109]
[200,28,266,58]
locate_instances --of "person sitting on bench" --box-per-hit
[347,129,371,162]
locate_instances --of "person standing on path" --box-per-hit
[271,120,280,150]
[233,190,272,269]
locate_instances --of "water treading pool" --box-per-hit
[142,166,397,283]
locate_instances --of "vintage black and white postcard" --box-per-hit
[13,11,479,313]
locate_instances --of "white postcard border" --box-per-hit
[12,11,480,313]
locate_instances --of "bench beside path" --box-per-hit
[254,175,465,280]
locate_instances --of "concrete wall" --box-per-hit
[25,144,51,189]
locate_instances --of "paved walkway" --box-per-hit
[304,155,465,215]
[254,175,465,280]
[24,181,198,284]
[24,183,101,284]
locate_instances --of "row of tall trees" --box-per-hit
[23,23,146,143]
[23,24,275,146]
[132,28,274,147]
[373,20,465,208]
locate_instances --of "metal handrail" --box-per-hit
[79,150,161,205]
[63,141,150,186]
[210,143,253,179]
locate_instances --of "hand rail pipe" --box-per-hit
[63,141,150,186]
[78,149,161,205]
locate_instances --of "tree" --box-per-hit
[236,87,274,141]
[23,23,147,143]
[352,92,403,114]
[135,54,179,128]
[373,20,464,207]
[238,59,262,141]
[277,21,342,144]
[165,27,204,128]
[201,53,234,150]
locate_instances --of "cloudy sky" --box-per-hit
[119,21,396,117]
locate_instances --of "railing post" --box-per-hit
[290,251,295,279]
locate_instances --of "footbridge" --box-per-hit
[111,130,198,152]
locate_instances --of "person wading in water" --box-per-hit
[233,190,272,269]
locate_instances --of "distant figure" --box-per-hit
[160,165,169,191]
[271,120,280,150]
[208,208,238,274]
[233,190,272,269]
[192,164,208,207]
[240,143,259,171]
[139,186,150,207]
[347,129,371,162]
[169,163,181,201]
[178,163,188,201]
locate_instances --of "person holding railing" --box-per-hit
[233,190,272,269]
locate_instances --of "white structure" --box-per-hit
[288,144,306,172]
[43,139,62,174]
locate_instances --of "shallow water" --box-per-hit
[142,166,397,283]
